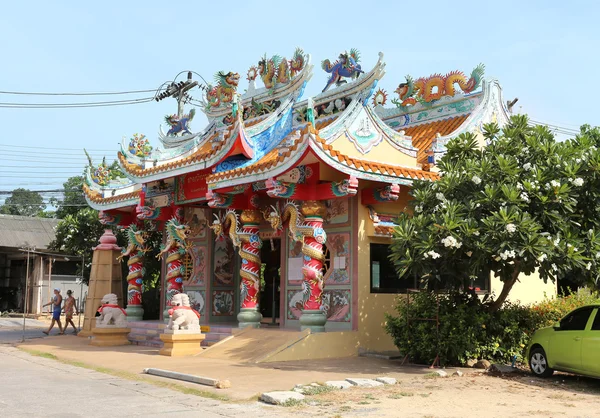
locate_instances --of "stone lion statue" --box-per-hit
[167,293,200,332]
[96,293,128,328]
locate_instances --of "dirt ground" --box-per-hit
[297,370,600,418]
[12,333,600,417]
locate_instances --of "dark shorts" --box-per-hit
[52,310,61,320]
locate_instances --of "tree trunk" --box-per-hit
[488,266,520,312]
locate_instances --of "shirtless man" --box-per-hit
[42,288,64,335]
[62,290,78,334]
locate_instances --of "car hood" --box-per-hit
[531,325,555,340]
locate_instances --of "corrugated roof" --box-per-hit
[0,215,59,250]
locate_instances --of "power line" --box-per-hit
[0,88,157,96]
[0,97,154,109]
[0,144,116,152]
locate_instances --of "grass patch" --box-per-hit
[301,385,336,396]
[364,394,376,400]
[423,372,442,379]
[23,349,58,360]
[339,405,352,412]
[357,401,370,405]
[419,393,431,398]
[281,398,304,407]
[388,391,414,398]
[17,347,229,402]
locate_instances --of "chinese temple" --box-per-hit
[83,48,515,355]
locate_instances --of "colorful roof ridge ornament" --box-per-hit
[205,71,241,109]
[372,88,388,107]
[256,48,306,92]
[128,133,152,158]
[392,64,485,110]
[321,48,364,92]
[85,150,111,187]
[164,109,195,137]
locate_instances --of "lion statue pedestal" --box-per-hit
[91,293,131,347]
[159,293,204,356]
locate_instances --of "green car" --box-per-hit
[528,304,600,378]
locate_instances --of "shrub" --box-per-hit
[385,288,600,366]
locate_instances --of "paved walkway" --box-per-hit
[0,346,286,418]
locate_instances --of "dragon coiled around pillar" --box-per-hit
[117,225,149,306]
[271,202,327,306]
[206,71,241,109]
[210,211,262,307]
[157,218,192,306]
[392,64,485,109]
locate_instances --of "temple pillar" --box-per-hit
[79,230,123,338]
[298,201,328,333]
[120,225,146,321]
[160,215,189,322]
[237,209,263,329]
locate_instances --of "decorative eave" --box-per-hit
[309,132,439,185]
[206,124,312,191]
[430,79,510,155]
[83,183,141,211]
[116,120,242,183]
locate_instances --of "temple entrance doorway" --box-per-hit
[260,238,281,326]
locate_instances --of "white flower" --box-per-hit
[494,256,501,262]
[499,249,516,260]
[538,254,547,262]
[576,158,582,163]
[415,205,423,213]
[551,263,558,271]
[553,237,560,247]
[441,236,462,249]
[473,231,480,236]
[476,203,481,208]
[426,250,441,259]
[586,262,592,271]
[436,193,445,201]
[472,175,482,185]
[520,192,530,203]
[516,183,524,190]
[595,252,600,259]
[571,178,584,187]
[505,224,517,234]
[523,163,532,171]
[550,180,560,188]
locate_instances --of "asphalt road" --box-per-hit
[0,346,287,418]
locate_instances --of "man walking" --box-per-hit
[42,288,64,335]
[63,290,78,334]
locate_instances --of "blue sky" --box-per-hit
[0,0,598,198]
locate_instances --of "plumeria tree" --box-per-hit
[391,115,600,311]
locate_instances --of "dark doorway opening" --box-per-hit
[260,238,281,326]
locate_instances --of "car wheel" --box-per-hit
[529,347,554,378]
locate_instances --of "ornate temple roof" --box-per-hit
[83,49,511,210]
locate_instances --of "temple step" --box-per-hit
[126,320,234,348]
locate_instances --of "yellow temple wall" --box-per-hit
[490,270,557,306]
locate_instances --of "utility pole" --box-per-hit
[21,246,32,343]
[155,72,198,118]
[77,253,85,332]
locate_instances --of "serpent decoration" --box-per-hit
[271,201,327,309]
[117,225,149,307]
[210,210,263,309]
[157,218,192,306]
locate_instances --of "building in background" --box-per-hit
[0,214,88,314]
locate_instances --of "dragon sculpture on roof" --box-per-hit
[257,48,306,90]
[321,48,364,93]
[205,71,241,109]
[393,64,485,109]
